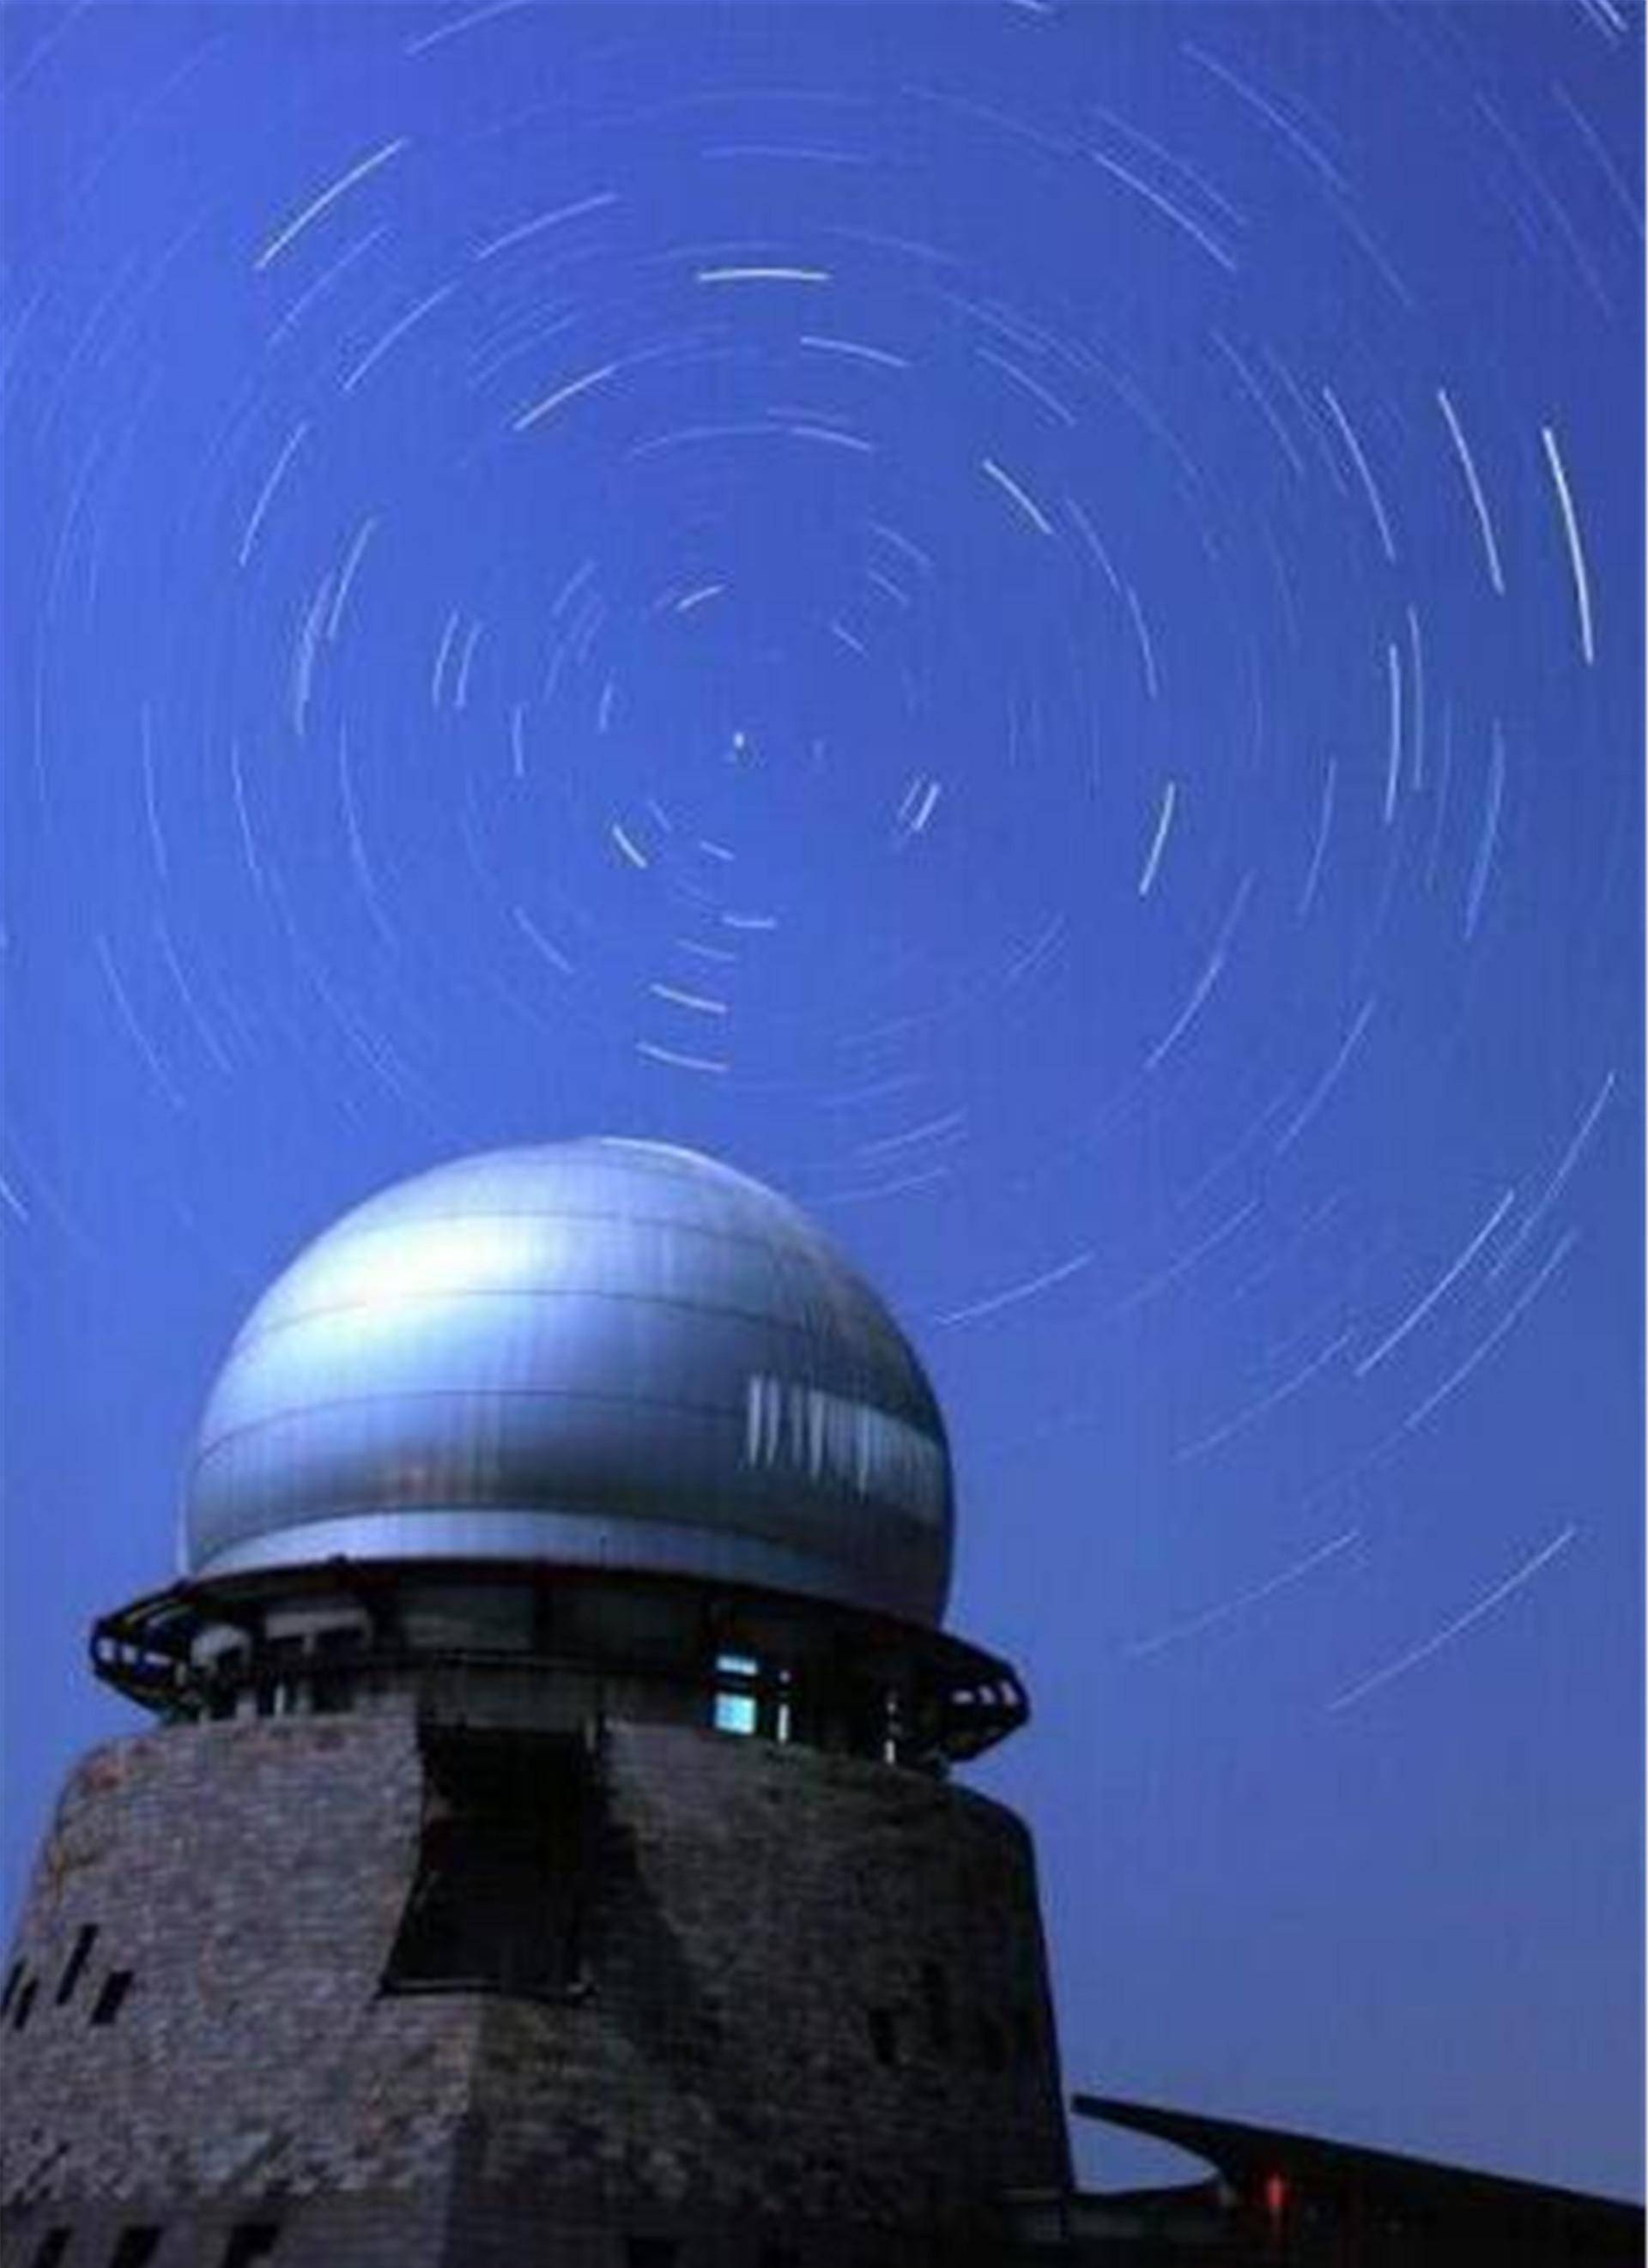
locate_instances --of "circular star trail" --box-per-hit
[3,1,1640,2196]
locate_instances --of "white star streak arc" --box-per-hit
[1435,385,1506,596]
[94,934,185,1112]
[636,1040,729,1074]
[1086,145,1239,273]
[227,738,264,893]
[1355,1186,1517,1378]
[1273,998,1376,1155]
[342,283,455,395]
[403,0,530,58]
[326,516,379,641]
[694,265,831,284]
[139,705,167,883]
[514,362,621,431]
[979,456,1055,535]
[649,982,728,1016]
[1383,639,1402,823]
[1320,384,1397,563]
[1403,1231,1579,1436]
[1463,724,1506,942]
[1541,423,1596,664]
[1297,756,1336,916]
[1175,1327,1354,1464]
[512,906,573,974]
[800,335,909,369]
[1125,585,1159,699]
[935,1248,1094,1328]
[253,137,410,271]
[1126,1527,1361,1660]
[1137,779,1177,896]
[474,191,619,262]
[238,420,308,565]
[1145,876,1251,1073]
[1329,1524,1578,1713]
[1488,1071,1616,1282]
[267,226,389,349]
[1108,1199,1260,1320]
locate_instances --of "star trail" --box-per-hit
[2,0,1640,2201]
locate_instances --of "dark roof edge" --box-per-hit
[1072,2095,1645,2223]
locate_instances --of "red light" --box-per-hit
[1263,2173,1288,2220]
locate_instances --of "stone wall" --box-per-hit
[1,1702,1069,2267]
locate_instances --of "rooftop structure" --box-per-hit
[185,1139,954,1626]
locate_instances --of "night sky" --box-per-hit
[2,0,1641,2204]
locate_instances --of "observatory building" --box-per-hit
[2,1140,1069,2267]
[4,1140,1641,2268]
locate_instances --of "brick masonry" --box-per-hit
[2,1701,1070,2267]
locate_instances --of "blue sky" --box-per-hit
[2,0,1641,2201]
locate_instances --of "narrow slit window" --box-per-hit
[1,1959,24,2017]
[90,1970,133,2027]
[56,1925,99,2006]
[13,1977,38,2031]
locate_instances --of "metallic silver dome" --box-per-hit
[185,1140,954,1625]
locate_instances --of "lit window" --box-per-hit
[712,1653,759,1736]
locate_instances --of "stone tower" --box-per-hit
[2,1140,1071,2268]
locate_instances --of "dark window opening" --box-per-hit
[311,1627,364,1715]
[208,1645,249,1720]
[1,1958,24,2016]
[31,2229,70,2268]
[264,1633,305,1716]
[867,2005,899,2067]
[384,1728,596,1999]
[919,1959,954,2055]
[109,2232,161,2268]
[56,1925,99,2006]
[757,2245,798,2268]
[219,2225,280,2267]
[13,1977,39,2031]
[90,1970,133,2027]
[978,2014,1007,2073]
[624,2241,679,2268]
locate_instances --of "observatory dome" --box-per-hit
[184,1140,954,1626]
